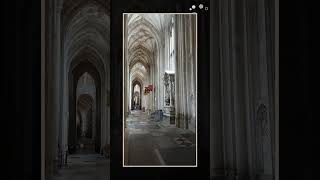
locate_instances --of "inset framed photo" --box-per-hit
[122,13,198,167]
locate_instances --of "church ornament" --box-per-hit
[163,72,175,124]
[144,85,153,95]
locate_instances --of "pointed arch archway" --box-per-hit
[68,60,103,153]
[131,78,143,110]
[77,94,94,139]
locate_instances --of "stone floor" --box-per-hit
[53,153,109,180]
[125,110,196,166]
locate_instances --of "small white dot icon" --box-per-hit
[189,8,192,11]
[199,4,204,9]
[192,5,196,9]
[205,7,209,10]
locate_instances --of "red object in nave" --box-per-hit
[144,87,150,94]
[148,85,153,91]
[144,85,154,94]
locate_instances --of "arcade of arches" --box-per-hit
[43,0,276,179]
[44,0,110,179]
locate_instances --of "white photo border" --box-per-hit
[122,12,198,167]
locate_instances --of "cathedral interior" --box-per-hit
[43,0,276,179]
[44,0,110,179]
[123,13,197,166]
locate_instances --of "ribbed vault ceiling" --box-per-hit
[63,0,110,72]
[127,14,172,84]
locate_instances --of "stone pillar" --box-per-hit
[159,33,166,110]
[245,1,274,179]
[209,1,275,179]
[245,0,260,178]
[189,15,197,132]
[185,16,190,130]
[123,15,128,128]
[220,0,237,177]
[174,15,181,128]
[173,14,196,130]
[156,45,161,110]
[257,0,273,177]
[154,50,159,110]
[52,0,63,175]
[230,0,252,179]
[236,1,257,179]
[46,0,63,179]
[92,106,96,140]
[175,15,187,129]
[210,0,225,177]
[61,49,70,160]
[151,64,155,111]
[45,1,55,179]
[42,0,45,178]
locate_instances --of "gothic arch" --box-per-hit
[68,60,103,153]
[131,79,143,110]
[77,94,95,139]
[127,15,162,75]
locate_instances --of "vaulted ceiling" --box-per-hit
[126,14,172,84]
[63,0,110,73]
[62,0,110,18]
[130,62,147,83]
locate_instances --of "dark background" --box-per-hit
[3,0,41,180]
[2,0,313,180]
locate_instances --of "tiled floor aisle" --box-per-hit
[125,110,196,166]
[53,154,109,180]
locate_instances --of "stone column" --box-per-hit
[174,15,182,128]
[183,15,188,129]
[60,36,70,161]
[220,0,237,177]
[53,0,63,175]
[123,15,128,128]
[210,0,225,177]
[92,105,96,140]
[42,0,45,178]
[46,0,63,179]
[45,1,55,179]
[151,63,155,111]
[101,76,107,151]
[159,34,165,110]
[230,0,252,179]
[188,15,196,132]
[175,15,188,129]
[185,16,190,129]
[257,0,273,177]
[154,50,159,110]
[245,0,259,178]
[156,45,161,110]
